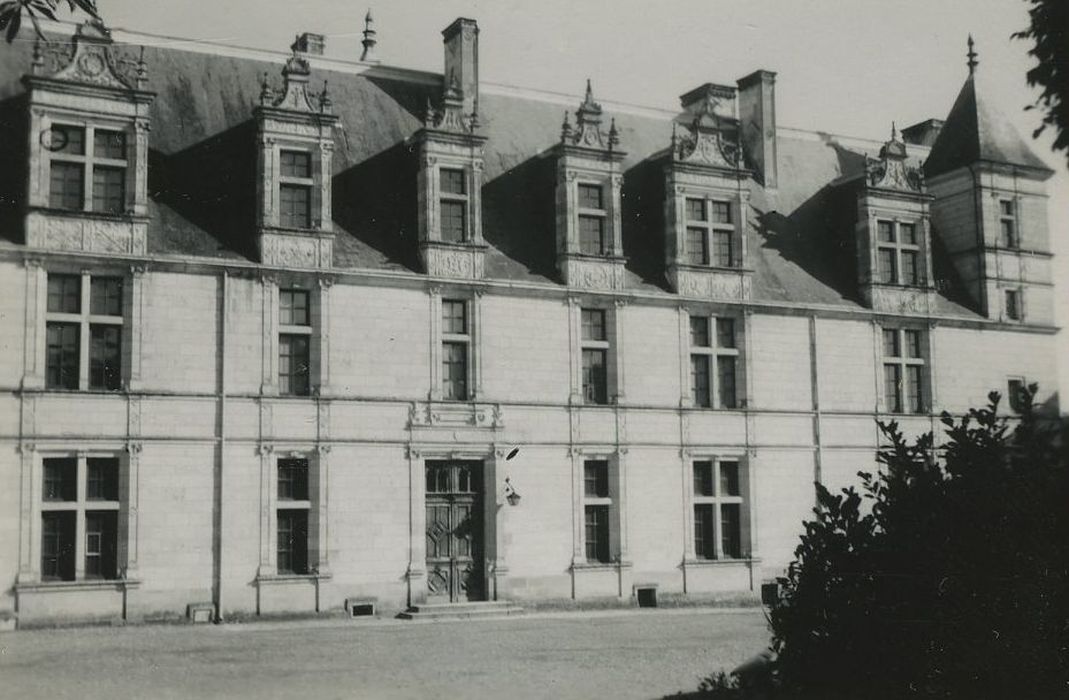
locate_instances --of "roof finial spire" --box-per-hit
[584,78,594,104]
[891,120,897,142]
[966,34,978,76]
[360,8,379,63]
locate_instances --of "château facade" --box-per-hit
[0,18,1059,627]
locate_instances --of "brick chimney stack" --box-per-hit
[442,17,479,117]
[737,70,778,188]
[291,32,325,56]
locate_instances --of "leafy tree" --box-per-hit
[767,388,1069,699]
[0,0,98,43]
[1014,0,1069,164]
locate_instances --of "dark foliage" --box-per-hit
[0,0,98,42]
[767,386,1069,699]
[1014,0,1069,165]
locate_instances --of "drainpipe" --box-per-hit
[213,270,229,621]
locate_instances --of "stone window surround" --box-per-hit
[681,450,755,565]
[22,260,145,392]
[258,134,332,234]
[570,448,628,570]
[677,306,748,410]
[420,155,485,247]
[684,311,742,409]
[669,183,748,271]
[1001,286,1024,323]
[560,169,624,259]
[427,286,483,402]
[683,195,736,267]
[259,273,332,397]
[997,196,1018,249]
[15,442,142,588]
[255,444,330,581]
[568,297,625,405]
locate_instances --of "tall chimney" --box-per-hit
[737,69,778,188]
[442,17,479,116]
[291,32,325,56]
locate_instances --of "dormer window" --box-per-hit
[279,150,313,229]
[684,198,735,268]
[577,183,607,255]
[48,123,128,214]
[439,168,469,243]
[876,220,921,286]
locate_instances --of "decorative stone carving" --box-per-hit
[408,401,503,429]
[422,243,486,280]
[561,80,620,152]
[259,53,332,115]
[260,231,333,269]
[423,72,479,135]
[32,22,148,90]
[25,213,147,256]
[671,267,752,300]
[865,125,924,193]
[670,92,744,170]
[562,256,626,291]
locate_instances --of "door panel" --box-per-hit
[425,461,484,602]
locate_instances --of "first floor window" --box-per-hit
[582,348,607,404]
[712,231,733,267]
[89,325,122,390]
[717,355,737,409]
[46,322,79,390]
[44,272,125,392]
[92,166,125,214]
[442,341,468,400]
[688,314,740,409]
[279,334,310,396]
[882,328,926,413]
[686,227,708,265]
[49,161,83,210]
[1005,289,1021,321]
[692,459,745,560]
[40,455,122,582]
[691,355,711,407]
[277,509,309,575]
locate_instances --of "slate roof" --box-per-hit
[924,72,1053,178]
[0,24,1014,320]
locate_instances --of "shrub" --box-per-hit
[769,388,1069,699]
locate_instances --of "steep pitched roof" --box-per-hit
[924,72,1053,178]
[0,23,979,319]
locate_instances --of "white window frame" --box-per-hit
[688,457,750,561]
[998,198,1018,249]
[43,270,125,392]
[261,276,331,397]
[277,148,315,230]
[875,218,922,286]
[684,196,736,268]
[881,326,928,414]
[428,288,481,402]
[257,446,330,579]
[686,312,741,409]
[576,181,608,256]
[45,121,131,215]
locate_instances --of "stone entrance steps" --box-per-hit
[398,600,525,621]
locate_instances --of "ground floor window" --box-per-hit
[692,458,746,560]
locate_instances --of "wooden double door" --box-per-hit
[425,460,484,602]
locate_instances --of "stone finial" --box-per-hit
[867,123,923,191]
[566,79,614,149]
[260,51,333,114]
[360,9,379,63]
[561,110,573,142]
[259,71,272,105]
[318,79,332,112]
[135,46,148,89]
[966,34,978,76]
[608,118,619,151]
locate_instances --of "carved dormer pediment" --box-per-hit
[423,71,480,135]
[259,53,334,116]
[30,20,148,92]
[560,79,620,153]
[865,126,924,193]
[671,93,744,171]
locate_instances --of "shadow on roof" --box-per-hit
[482,150,558,281]
[0,94,26,244]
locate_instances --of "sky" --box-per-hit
[80,0,1069,403]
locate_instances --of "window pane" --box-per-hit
[89,325,122,390]
[280,150,312,178]
[906,365,923,413]
[901,250,918,285]
[84,511,118,579]
[720,504,741,558]
[712,231,733,267]
[90,277,123,316]
[691,355,710,407]
[685,198,705,222]
[43,457,77,501]
[693,461,713,497]
[720,461,740,496]
[280,184,312,228]
[86,458,119,501]
[877,220,895,243]
[694,504,715,559]
[899,222,917,245]
[717,355,737,409]
[278,458,309,501]
[999,199,1014,217]
[578,183,603,210]
[1008,379,1025,413]
[440,168,466,195]
[711,201,732,225]
[689,316,709,347]
[1000,220,1017,248]
[46,322,80,390]
[92,166,126,214]
[440,200,466,242]
[442,341,468,400]
[584,460,609,498]
[716,318,736,349]
[49,161,84,210]
[579,215,606,255]
[277,509,309,574]
[279,289,310,326]
[884,364,902,413]
[41,511,75,581]
[582,348,607,404]
[51,124,85,155]
[882,329,899,357]
[581,309,606,342]
[904,330,922,359]
[685,227,708,265]
[48,274,81,313]
[279,334,311,396]
[442,300,467,335]
[877,248,897,284]
[584,505,610,563]
[93,130,126,160]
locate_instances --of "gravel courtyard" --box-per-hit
[0,608,768,699]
